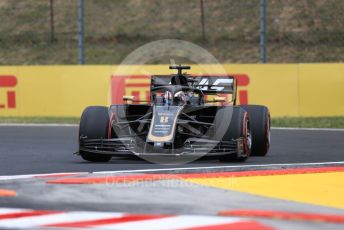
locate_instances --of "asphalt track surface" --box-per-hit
[0,125,344,176]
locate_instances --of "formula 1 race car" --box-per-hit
[77,65,270,162]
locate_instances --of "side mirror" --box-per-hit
[213,96,226,102]
[123,95,135,102]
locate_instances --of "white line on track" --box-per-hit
[91,161,344,174]
[0,162,343,181]
[0,172,87,181]
[1,123,344,131]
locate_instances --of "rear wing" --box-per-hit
[151,75,237,95]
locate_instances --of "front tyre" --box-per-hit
[217,107,251,162]
[79,106,112,162]
[240,105,270,156]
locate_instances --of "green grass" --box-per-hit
[272,117,344,129]
[1,116,344,129]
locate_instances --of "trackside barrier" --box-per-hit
[0,64,343,117]
[0,66,110,117]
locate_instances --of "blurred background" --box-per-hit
[1,0,343,65]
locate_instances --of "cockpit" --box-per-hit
[152,86,203,106]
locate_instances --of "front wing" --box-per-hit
[79,137,246,157]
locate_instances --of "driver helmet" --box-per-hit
[174,91,187,105]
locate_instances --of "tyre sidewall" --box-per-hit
[79,106,112,162]
[216,106,250,161]
[240,105,270,156]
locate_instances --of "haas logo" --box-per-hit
[197,78,234,91]
[0,75,17,109]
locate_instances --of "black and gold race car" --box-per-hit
[77,65,270,163]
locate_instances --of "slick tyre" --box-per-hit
[79,106,112,162]
[240,105,270,156]
[216,107,251,162]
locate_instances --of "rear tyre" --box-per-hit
[79,106,112,162]
[216,107,251,162]
[240,105,270,156]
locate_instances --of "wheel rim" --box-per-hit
[266,115,271,150]
[246,119,252,153]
